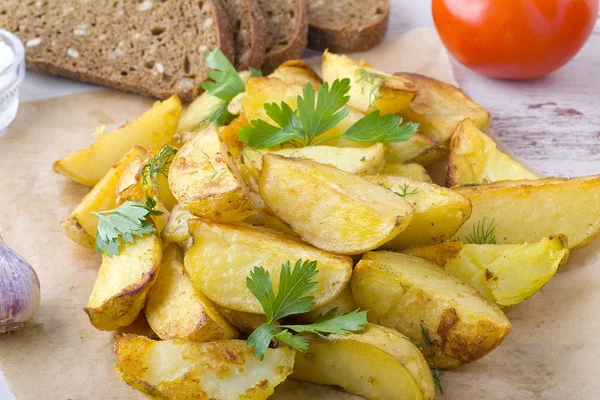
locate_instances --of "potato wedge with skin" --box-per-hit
[395,73,490,145]
[401,236,569,308]
[161,204,195,246]
[243,209,298,237]
[243,76,303,123]
[363,175,472,248]
[143,146,180,210]
[214,305,268,334]
[185,218,353,313]
[115,335,295,400]
[380,163,433,183]
[447,119,538,186]
[169,125,254,222]
[453,176,600,250]
[53,96,182,186]
[322,50,417,115]
[85,234,162,331]
[60,147,147,248]
[269,59,323,88]
[220,115,248,160]
[386,134,444,166]
[298,286,356,323]
[293,324,434,400]
[260,155,414,254]
[242,144,386,182]
[352,252,511,369]
[146,244,238,341]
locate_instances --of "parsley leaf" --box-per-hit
[93,201,158,257]
[342,111,419,143]
[245,259,369,360]
[200,49,245,102]
[296,79,350,140]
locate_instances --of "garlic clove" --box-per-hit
[0,232,41,334]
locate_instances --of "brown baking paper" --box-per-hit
[1,27,599,400]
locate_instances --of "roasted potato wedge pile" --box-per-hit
[55,50,600,400]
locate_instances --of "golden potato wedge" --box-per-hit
[402,236,569,308]
[145,244,238,341]
[242,144,386,182]
[85,234,162,331]
[364,175,472,248]
[386,134,444,166]
[220,115,248,160]
[269,59,323,88]
[352,252,511,369]
[322,51,417,114]
[260,155,414,254]
[380,163,433,183]
[243,76,303,123]
[184,218,353,313]
[298,285,356,323]
[293,324,434,400]
[115,154,145,204]
[60,147,147,248]
[115,335,294,400]
[395,73,490,145]
[243,209,298,237]
[214,305,268,334]
[142,146,180,210]
[453,176,600,250]
[169,125,254,222]
[161,204,194,246]
[447,119,538,186]
[53,96,182,186]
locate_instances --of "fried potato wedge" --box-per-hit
[322,51,417,114]
[145,244,238,341]
[395,73,490,145]
[214,305,268,334]
[115,335,294,400]
[260,155,414,254]
[169,125,254,222]
[242,144,386,181]
[184,218,353,313]
[293,324,434,400]
[85,234,162,331]
[220,115,248,160]
[269,59,323,88]
[447,119,538,186]
[364,175,472,248]
[161,204,194,246]
[298,286,356,323]
[143,146,180,210]
[243,76,304,123]
[53,96,182,186]
[243,209,297,236]
[385,134,444,166]
[453,176,600,250]
[380,163,433,183]
[60,147,147,248]
[352,252,511,369]
[402,236,569,308]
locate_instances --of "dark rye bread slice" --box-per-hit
[221,0,266,69]
[0,0,235,101]
[256,0,308,74]
[307,0,390,53]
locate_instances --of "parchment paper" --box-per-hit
[1,27,599,400]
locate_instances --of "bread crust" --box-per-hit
[307,1,389,53]
[241,0,268,69]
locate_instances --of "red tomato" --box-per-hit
[432,0,599,79]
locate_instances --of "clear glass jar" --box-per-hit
[0,29,25,137]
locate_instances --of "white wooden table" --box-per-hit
[2,1,599,398]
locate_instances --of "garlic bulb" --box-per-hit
[0,232,40,333]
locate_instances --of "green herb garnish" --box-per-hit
[93,200,163,257]
[238,79,418,149]
[421,324,443,394]
[358,68,387,110]
[140,145,177,190]
[191,102,236,132]
[394,183,418,198]
[465,217,498,244]
[201,49,246,103]
[245,259,369,360]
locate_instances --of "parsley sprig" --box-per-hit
[93,200,163,257]
[465,217,498,244]
[246,259,369,360]
[238,79,418,149]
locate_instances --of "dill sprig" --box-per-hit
[201,151,227,183]
[141,146,177,190]
[358,68,387,110]
[394,183,418,198]
[421,324,443,394]
[465,217,498,244]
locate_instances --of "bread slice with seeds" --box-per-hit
[307,0,390,53]
[0,0,234,101]
[221,0,266,69]
[255,0,308,74]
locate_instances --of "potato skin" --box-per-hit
[115,335,295,400]
[168,125,254,222]
[85,234,162,331]
[269,59,323,88]
[352,252,511,369]
[145,244,238,341]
